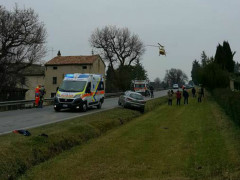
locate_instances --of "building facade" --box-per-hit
[22,64,45,100]
[44,55,105,98]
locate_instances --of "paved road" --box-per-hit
[0,90,168,135]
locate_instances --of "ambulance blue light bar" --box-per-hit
[65,74,74,78]
[78,74,89,78]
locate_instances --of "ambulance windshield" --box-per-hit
[135,84,145,88]
[59,81,87,92]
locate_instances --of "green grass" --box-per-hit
[0,97,166,180]
[20,92,240,180]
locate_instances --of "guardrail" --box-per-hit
[0,98,53,107]
[0,92,124,110]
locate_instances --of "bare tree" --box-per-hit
[0,5,47,92]
[154,77,161,88]
[164,68,188,86]
[89,26,145,68]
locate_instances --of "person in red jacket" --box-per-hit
[176,90,181,106]
[35,85,40,107]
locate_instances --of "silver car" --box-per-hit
[118,91,146,113]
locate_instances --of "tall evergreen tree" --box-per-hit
[201,51,208,67]
[132,61,148,80]
[105,65,118,92]
[191,60,201,85]
[214,41,235,73]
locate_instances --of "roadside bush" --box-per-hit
[212,88,240,125]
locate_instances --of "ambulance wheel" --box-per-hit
[97,101,102,109]
[54,107,61,112]
[81,103,87,112]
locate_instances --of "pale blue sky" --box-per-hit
[1,0,239,81]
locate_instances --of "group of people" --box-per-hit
[35,85,46,108]
[167,86,204,106]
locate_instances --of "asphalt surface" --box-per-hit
[0,90,168,135]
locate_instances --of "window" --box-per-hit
[51,93,56,98]
[135,84,145,88]
[97,81,104,90]
[130,93,143,100]
[82,66,87,70]
[53,77,57,84]
[59,81,87,92]
[53,66,58,70]
[86,82,91,93]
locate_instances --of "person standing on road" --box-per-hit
[39,85,46,108]
[192,87,196,97]
[167,90,173,106]
[150,86,154,98]
[183,89,189,105]
[176,90,181,106]
[35,85,40,107]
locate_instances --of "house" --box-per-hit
[22,64,45,100]
[44,54,105,98]
[0,64,44,101]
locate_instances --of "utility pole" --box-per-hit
[47,47,56,58]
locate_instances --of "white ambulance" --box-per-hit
[54,73,105,112]
[132,80,150,96]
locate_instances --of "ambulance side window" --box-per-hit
[86,82,91,93]
[98,82,104,90]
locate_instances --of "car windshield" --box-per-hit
[59,81,87,92]
[135,84,145,88]
[130,93,144,100]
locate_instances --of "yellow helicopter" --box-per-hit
[147,43,166,56]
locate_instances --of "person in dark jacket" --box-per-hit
[192,87,196,97]
[176,90,181,106]
[149,86,154,98]
[39,85,46,108]
[183,89,189,105]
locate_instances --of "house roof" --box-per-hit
[21,64,45,76]
[45,55,102,66]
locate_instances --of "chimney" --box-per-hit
[57,50,61,56]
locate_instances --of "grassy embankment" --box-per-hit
[0,96,166,180]
[20,92,240,180]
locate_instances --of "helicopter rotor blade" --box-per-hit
[158,43,164,48]
[146,45,159,47]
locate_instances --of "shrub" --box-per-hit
[212,88,240,125]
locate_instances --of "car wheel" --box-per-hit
[97,101,102,109]
[118,100,121,106]
[81,102,87,112]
